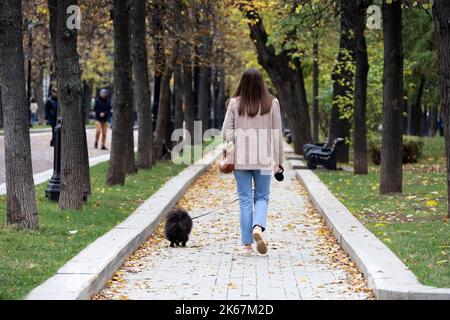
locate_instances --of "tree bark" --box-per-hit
[241,4,312,153]
[51,0,88,209]
[154,49,178,159]
[198,0,212,134]
[35,66,45,125]
[429,104,438,136]
[174,63,184,132]
[107,0,132,185]
[380,0,403,194]
[182,45,195,146]
[216,47,226,128]
[0,86,3,128]
[433,0,450,217]
[131,0,153,169]
[0,0,38,229]
[329,0,357,163]
[411,76,425,136]
[353,0,370,175]
[150,0,165,122]
[312,42,319,143]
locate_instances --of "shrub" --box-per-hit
[369,135,423,165]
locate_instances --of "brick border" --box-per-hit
[26,145,223,300]
[284,144,450,300]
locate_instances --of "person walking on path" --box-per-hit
[221,68,284,256]
[45,88,59,147]
[94,89,112,150]
[30,97,38,127]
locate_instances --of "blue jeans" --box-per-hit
[233,170,272,245]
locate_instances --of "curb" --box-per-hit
[284,144,450,300]
[26,145,224,300]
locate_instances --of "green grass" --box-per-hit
[0,160,186,300]
[315,136,450,288]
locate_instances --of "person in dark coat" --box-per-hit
[45,88,59,147]
[94,89,112,150]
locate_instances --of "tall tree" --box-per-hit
[131,0,153,169]
[150,0,165,122]
[107,0,132,185]
[380,0,404,194]
[0,86,3,128]
[353,0,370,175]
[174,63,184,131]
[48,0,88,209]
[215,47,226,128]
[433,0,450,217]
[312,42,319,143]
[329,0,357,163]
[181,1,195,145]
[154,49,177,159]
[411,76,425,136]
[241,2,312,153]
[0,0,38,228]
[197,0,213,134]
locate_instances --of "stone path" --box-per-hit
[0,128,137,184]
[95,164,373,300]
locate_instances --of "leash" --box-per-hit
[191,198,239,220]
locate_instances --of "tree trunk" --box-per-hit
[174,62,184,131]
[312,42,319,143]
[241,5,312,153]
[198,0,212,134]
[154,49,177,159]
[380,0,403,194]
[430,104,438,136]
[131,0,153,169]
[411,76,425,136]
[35,66,45,125]
[48,0,87,209]
[182,44,195,146]
[433,0,450,217]
[216,47,226,128]
[150,0,165,122]
[0,86,3,128]
[329,0,357,163]
[107,0,132,185]
[353,0,370,175]
[0,0,38,229]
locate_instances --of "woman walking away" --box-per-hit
[221,68,284,256]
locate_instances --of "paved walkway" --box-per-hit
[0,128,137,185]
[95,164,373,300]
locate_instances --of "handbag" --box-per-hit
[219,141,235,174]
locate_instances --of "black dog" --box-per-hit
[164,208,193,247]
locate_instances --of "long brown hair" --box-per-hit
[228,68,273,117]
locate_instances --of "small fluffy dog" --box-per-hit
[164,208,193,247]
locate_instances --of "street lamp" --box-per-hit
[45,123,61,202]
[45,122,89,202]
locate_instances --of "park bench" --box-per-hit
[304,138,345,170]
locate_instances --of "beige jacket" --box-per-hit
[220,97,284,170]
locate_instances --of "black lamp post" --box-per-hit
[45,123,61,201]
[45,122,89,202]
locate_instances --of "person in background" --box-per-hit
[30,97,38,127]
[94,88,112,150]
[45,88,59,147]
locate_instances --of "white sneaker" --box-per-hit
[253,226,267,254]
